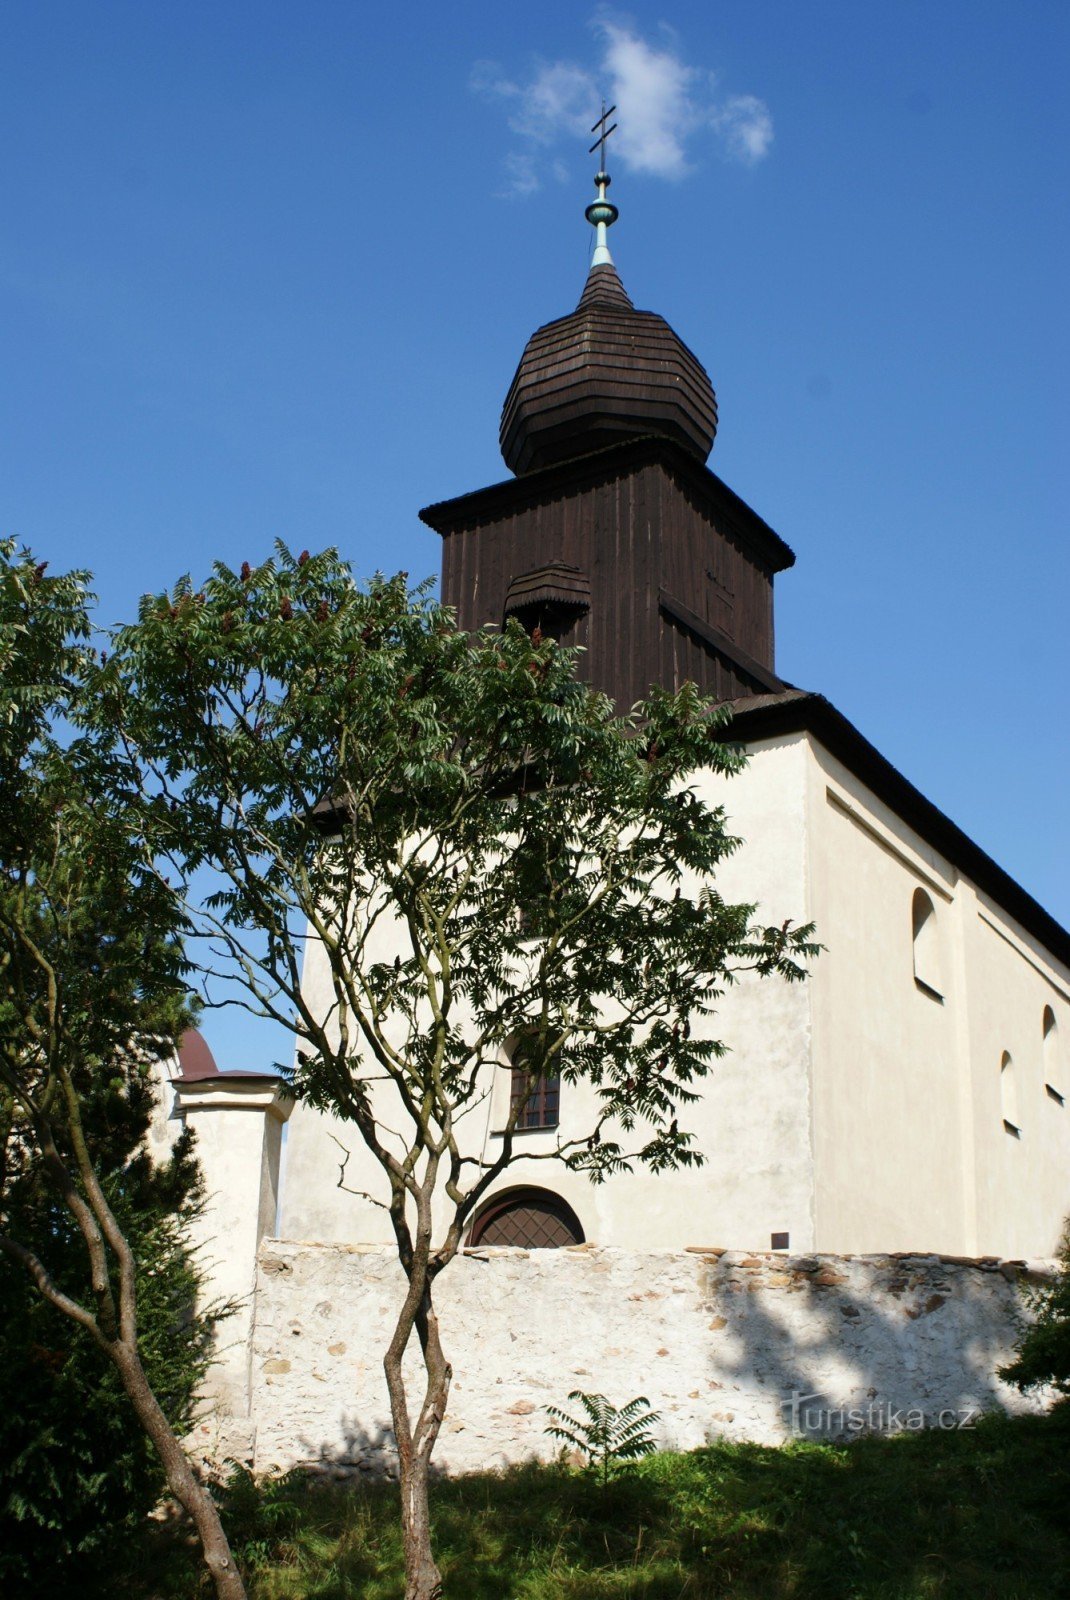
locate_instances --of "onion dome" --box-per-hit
[499,170,718,476]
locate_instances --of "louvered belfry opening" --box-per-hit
[469,1188,585,1249]
[504,561,590,644]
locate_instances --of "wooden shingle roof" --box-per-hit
[499,262,718,476]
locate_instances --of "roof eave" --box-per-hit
[419,437,795,574]
[727,691,1070,973]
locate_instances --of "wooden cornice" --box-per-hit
[419,437,796,576]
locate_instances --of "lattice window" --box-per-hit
[469,1188,584,1248]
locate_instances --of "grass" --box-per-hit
[130,1411,1070,1600]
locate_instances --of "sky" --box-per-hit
[2,3,1067,1070]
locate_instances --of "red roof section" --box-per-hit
[174,1028,282,1083]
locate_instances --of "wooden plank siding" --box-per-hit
[423,438,794,711]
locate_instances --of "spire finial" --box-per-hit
[585,101,618,267]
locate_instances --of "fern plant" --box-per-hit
[545,1391,660,1486]
[218,1464,303,1573]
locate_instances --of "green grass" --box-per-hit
[132,1411,1070,1599]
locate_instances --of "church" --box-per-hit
[165,156,1070,1461]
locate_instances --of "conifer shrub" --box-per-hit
[1000,1221,1070,1401]
[0,1075,218,1595]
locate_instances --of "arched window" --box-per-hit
[509,1035,560,1130]
[1001,1051,1021,1137]
[469,1187,584,1249]
[1043,1007,1064,1105]
[911,889,942,998]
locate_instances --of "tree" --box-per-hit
[0,541,248,1600]
[0,1047,211,1592]
[96,544,817,1600]
[1000,1221,1070,1402]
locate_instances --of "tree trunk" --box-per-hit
[399,1451,443,1600]
[110,1340,247,1600]
[384,1276,453,1600]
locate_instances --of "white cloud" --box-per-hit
[510,61,595,145]
[712,94,775,166]
[499,151,542,200]
[470,58,594,153]
[471,20,773,197]
[596,20,698,180]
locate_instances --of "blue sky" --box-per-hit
[2,4,1067,1070]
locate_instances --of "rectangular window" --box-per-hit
[510,1066,560,1129]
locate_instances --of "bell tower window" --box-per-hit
[503,563,590,644]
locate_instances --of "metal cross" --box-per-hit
[589,102,618,170]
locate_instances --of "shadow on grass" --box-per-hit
[136,1408,1070,1599]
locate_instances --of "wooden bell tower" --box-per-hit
[421,138,794,710]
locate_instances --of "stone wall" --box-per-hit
[243,1241,1051,1476]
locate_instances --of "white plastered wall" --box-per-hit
[278,734,818,1254]
[964,889,1070,1259]
[175,1078,292,1425]
[805,737,1070,1257]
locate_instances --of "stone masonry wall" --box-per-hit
[245,1241,1051,1476]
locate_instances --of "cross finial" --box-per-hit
[589,101,618,174]
[585,102,619,267]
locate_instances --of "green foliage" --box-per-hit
[1000,1221,1070,1399]
[91,543,817,1232]
[545,1391,660,1485]
[0,1133,216,1593]
[218,1465,304,1574]
[126,1416,1070,1598]
[0,539,216,1594]
[85,542,817,1592]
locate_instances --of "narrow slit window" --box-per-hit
[912,889,943,999]
[1043,1006,1063,1104]
[1001,1051,1021,1137]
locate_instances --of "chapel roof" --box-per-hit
[173,1027,279,1083]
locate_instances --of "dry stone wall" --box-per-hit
[246,1241,1051,1476]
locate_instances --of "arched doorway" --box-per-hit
[468,1187,585,1249]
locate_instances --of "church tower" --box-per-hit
[420,155,795,711]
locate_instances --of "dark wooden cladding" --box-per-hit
[659,593,785,698]
[421,437,794,712]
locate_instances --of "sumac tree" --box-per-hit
[95,543,817,1600]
